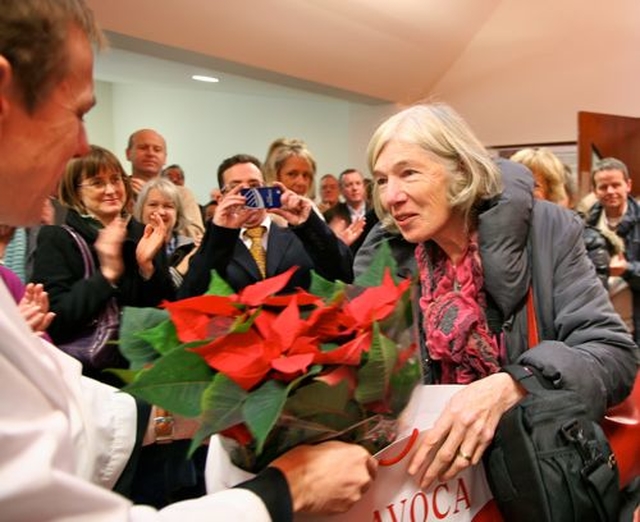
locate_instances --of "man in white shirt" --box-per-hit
[0,1,376,520]
[338,169,368,222]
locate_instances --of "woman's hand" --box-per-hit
[408,372,526,489]
[18,283,55,335]
[136,211,167,279]
[270,182,312,226]
[95,217,127,284]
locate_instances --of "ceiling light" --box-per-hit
[192,74,219,83]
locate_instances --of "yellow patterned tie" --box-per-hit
[244,226,267,278]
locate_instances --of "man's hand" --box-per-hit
[270,182,312,226]
[270,441,378,514]
[213,185,265,229]
[129,176,146,195]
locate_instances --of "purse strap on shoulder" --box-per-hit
[61,225,96,279]
[502,287,545,393]
[526,286,539,348]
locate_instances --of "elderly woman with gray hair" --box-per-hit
[366,102,637,498]
[133,177,198,289]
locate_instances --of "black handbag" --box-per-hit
[483,289,621,522]
[56,226,121,370]
[484,364,620,522]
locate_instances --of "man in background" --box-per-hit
[336,169,367,223]
[586,157,640,344]
[126,129,204,239]
[162,164,185,186]
[331,168,377,253]
[317,173,340,213]
[179,154,353,298]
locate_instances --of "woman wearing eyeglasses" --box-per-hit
[31,145,175,384]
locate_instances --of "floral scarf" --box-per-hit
[416,235,501,384]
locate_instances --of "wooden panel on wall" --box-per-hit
[578,111,640,198]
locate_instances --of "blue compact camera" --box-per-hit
[240,187,282,208]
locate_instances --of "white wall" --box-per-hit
[86,80,395,204]
[87,81,114,150]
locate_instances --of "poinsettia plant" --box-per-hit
[117,243,421,472]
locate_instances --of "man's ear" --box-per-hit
[0,56,13,120]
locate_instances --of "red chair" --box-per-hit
[603,371,640,488]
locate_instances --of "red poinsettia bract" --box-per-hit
[165,267,410,393]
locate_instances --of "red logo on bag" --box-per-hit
[372,477,471,521]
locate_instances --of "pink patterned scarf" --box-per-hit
[416,235,501,384]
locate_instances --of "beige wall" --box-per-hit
[432,0,640,147]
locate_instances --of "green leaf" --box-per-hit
[136,319,180,357]
[243,380,289,455]
[103,368,140,384]
[285,380,350,418]
[309,270,346,301]
[123,348,213,416]
[354,240,399,287]
[355,322,398,404]
[119,307,170,369]
[230,307,261,334]
[379,284,414,341]
[206,269,236,296]
[389,358,422,414]
[190,373,248,452]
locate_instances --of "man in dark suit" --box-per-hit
[328,168,378,254]
[179,154,353,297]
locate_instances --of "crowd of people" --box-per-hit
[0,1,638,520]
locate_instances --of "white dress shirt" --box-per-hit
[0,282,272,521]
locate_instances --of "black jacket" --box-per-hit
[586,196,640,342]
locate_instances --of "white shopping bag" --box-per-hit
[206,385,500,522]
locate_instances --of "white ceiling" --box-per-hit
[86,0,502,105]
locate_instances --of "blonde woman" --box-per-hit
[263,138,317,198]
